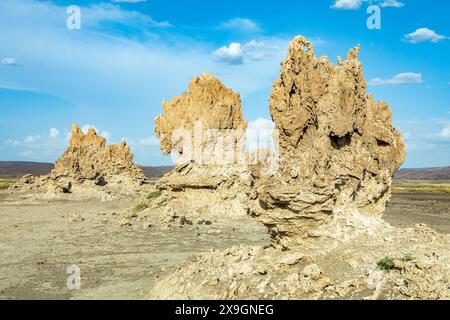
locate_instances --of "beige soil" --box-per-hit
[0,189,448,300]
[0,190,268,299]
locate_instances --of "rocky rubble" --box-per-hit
[149,223,449,300]
[10,124,147,199]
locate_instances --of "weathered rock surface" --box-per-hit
[54,124,145,184]
[11,124,146,198]
[146,36,449,300]
[154,73,251,217]
[250,36,406,249]
[150,224,449,300]
[155,72,247,166]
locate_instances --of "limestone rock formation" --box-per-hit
[154,73,251,217]
[54,124,145,184]
[251,36,406,249]
[155,72,247,167]
[11,124,146,198]
[148,35,449,301]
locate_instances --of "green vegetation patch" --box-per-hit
[132,202,149,213]
[391,183,450,194]
[377,257,395,271]
[0,179,16,190]
[146,190,161,200]
[401,254,414,262]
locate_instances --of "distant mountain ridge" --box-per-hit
[1,161,449,181]
[0,161,172,179]
[394,166,450,181]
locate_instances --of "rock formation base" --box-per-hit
[10,124,148,200]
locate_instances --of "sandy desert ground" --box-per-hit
[0,182,449,300]
[0,188,269,299]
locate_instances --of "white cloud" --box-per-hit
[369,72,423,85]
[330,0,362,10]
[331,0,405,10]
[1,57,18,66]
[102,131,111,140]
[213,43,244,65]
[243,40,281,61]
[403,28,447,44]
[442,127,450,139]
[6,134,43,148]
[24,135,41,144]
[213,39,286,65]
[49,128,59,139]
[81,124,98,134]
[380,0,405,7]
[111,0,146,3]
[82,3,171,29]
[81,124,111,140]
[246,117,275,151]
[6,139,20,146]
[219,18,260,33]
[138,136,159,146]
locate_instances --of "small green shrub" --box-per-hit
[0,179,15,190]
[377,257,395,271]
[402,254,414,262]
[132,202,148,213]
[146,191,161,200]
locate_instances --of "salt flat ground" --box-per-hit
[0,189,448,300]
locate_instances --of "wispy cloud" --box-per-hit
[218,18,260,33]
[48,128,59,139]
[19,150,33,157]
[441,126,450,139]
[83,3,172,29]
[81,124,111,140]
[380,0,405,8]
[369,72,423,85]
[331,0,405,10]
[330,0,362,10]
[138,136,159,146]
[403,28,447,44]
[213,39,284,65]
[1,57,18,66]
[111,0,146,3]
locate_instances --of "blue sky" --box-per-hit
[0,0,449,167]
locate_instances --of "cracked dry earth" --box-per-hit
[0,189,448,300]
[0,190,269,300]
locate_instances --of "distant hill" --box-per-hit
[0,161,172,179]
[394,167,450,181]
[2,161,449,181]
[141,166,173,178]
[0,161,54,179]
